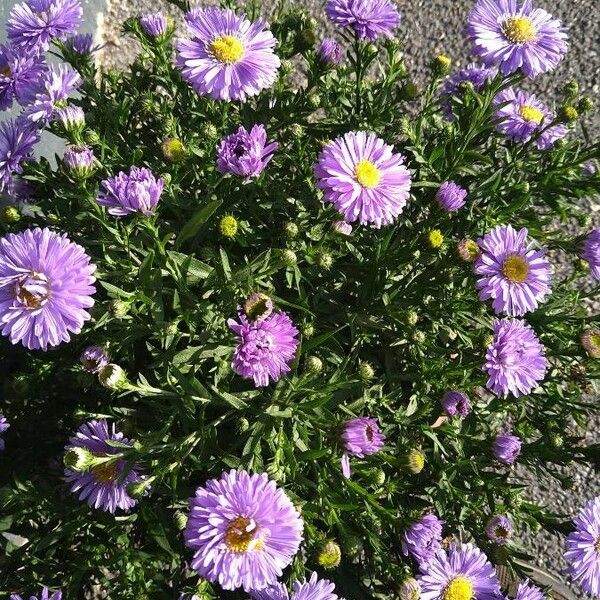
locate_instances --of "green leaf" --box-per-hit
[175,198,222,247]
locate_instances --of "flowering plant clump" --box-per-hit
[1,0,600,597]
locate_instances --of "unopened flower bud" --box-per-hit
[307,93,321,108]
[237,417,250,433]
[343,535,363,556]
[98,364,128,390]
[301,322,315,338]
[63,145,95,179]
[280,249,297,267]
[558,105,579,123]
[399,81,419,101]
[80,345,110,373]
[57,105,85,137]
[427,230,444,249]
[289,123,305,139]
[283,221,299,240]
[84,129,101,146]
[563,80,579,99]
[406,448,425,474]
[371,468,386,486]
[281,59,294,75]
[109,299,129,318]
[412,330,426,344]
[64,446,94,472]
[174,510,188,531]
[549,432,564,449]
[0,205,21,224]
[457,239,480,262]
[578,97,594,114]
[581,328,600,358]
[305,356,323,375]
[332,220,352,236]
[433,54,451,75]
[405,310,419,326]
[317,250,334,270]
[219,214,238,239]
[317,540,342,569]
[483,334,494,348]
[201,123,219,140]
[244,292,273,322]
[399,577,421,600]
[358,361,374,381]
[162,138,187,162]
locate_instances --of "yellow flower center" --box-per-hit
[443,577,474,600]
[502,16,537,44]
[354,160,381,188]
[0,64,11,77]
[464,240,479,260]
[519,105,545,124]
[591,334,600,349]
[91,460,119,483]
[210,35,245,64]
[428,230,444,249]
[224,516,263,553]
[502,254,529,283]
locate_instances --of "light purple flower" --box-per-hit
[10,587,62,600]
[176,7,280,102]
[0,117,40,193]
[485,514,513,544]
[475,224,552,316]
[7,0,82,53]
[332,220,353,236]
[216,124,278,180]
[494,88,567,150]
[340,416,385,478]
[97,166,164,216]
[63,145,94,177]
[514,580,544,600]
[484,318,547,397]
[440,63,494,119]
[65,419,144,513]
[140,12,168,37]
[314,131,412,228]
[565,496,600,597]
[56,105,85,134]
[436,181,467,212]
[466,0,568,79]
[0,228,96,350]
[402,513,445,564]
[581,228,600,280]
[65,32,101,54]
[582,161,597,177]
[184,469,303,592]
[228,311,299,387]
[325,0,401,40]
[317,38,344,65]
[0,43,46,110]
[493,432,522,465]
[250,572,342,600]
[80,345,109,373]
[417,543,501,600]
[440,390,470,417]
[0,415,9,451]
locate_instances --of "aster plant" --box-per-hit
[1,0,600,597]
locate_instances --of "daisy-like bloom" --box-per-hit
[63,145,94,178]
[80,345,110,373]
[184,469,303,592]
[176,7,280,102]
[228,310,299,387]
[0,228,96,350]
[565,496,600,596]
[250,572,342,600]
[340,416,385,478]
[581,329,600,359]
[514,580,544,600]
[485,515,513,544]
[436,181,467,212]
[494,88,567,151]
[0,117,40,193]
[10,587,62,600]
[140,12,168,37]
[24,64,81,124]
[465,0,568,79]
[65,420,144,513]
[325,0,401,40]
[317,38,344,66]
[97,167,164,216]
[581,228,600,280]
[484,319,547,397]
[332,220,353,236]
[440,390,470,418]
[402,513,445,564]
[0,44,46,110]
[243,292,273,322]
[314,131,412,228]
[493,432,522,465]
[474,225,552,316]
[7,0,82,53]
[0,415,9,451]
[65,32,101,54]
[216,124,278,180]
[440,63,494,119]
[418,543,501,600]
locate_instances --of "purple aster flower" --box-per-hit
[418,543,501,600]
[63,145,94,178]
[314,131,412,228]
[436,181,468,212]
[317,38,345,66]
[514,580,544,600]
[65,32,101,54]
[440,390,470,417]
[228,311,299,387]
[440,63,494,119]
[0,228,96,350]
[565,496,600,597]
[97,166,164,216]
[325,0,401,40]
[0,117,40,193]
[494,88,567,150]
[251,572,343,600]
[332,220,353,236]
[24,64,81,124]
[484,319,547,397]
[474,224,552,316]
[65,419,144,513]
[184,469,303,592]
[485,514,513,544]
[7,0,82,53]
[340,416,385,478]
[493,431,522,465]
[176,7,280,102]
[216,124,278,180]
[80,345,109,373]
[0,44,46,110]
[581,228,600,280]
[582,161,597,177]
[10,587,62,600]
[402,513,445,564]
[466,0,568,79]
[0,415,9,451]
[140,12,168,37]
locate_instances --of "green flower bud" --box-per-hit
[563,80,579,99]
[427,230,444,249]
[305,356,323,375]
[0,205,21,224]
[283,221,299,240]
[98,364,128,391]
[483,334,494,348]
[301,322,315,338]
[405,448,425,474]
[405,310,419,326]
[219,214,239,239]
[174,510,188,531]
[280,249,298,267]
[399,81,419,101]
[162,138,187,162]
[109,299,129,318]
[201,123,219,140]
[307,93,321,108]
[558,105,579,123]
[343,535,363,556]
[317,540,342,569]
[84,129,101,146]
[433,54,451,75]
[358,361,374,381]
[237,417,250,433]
[64,447,94,472]
[295,28,316,53]
[317,251,334,270]
[281,59,294,75]
[289,123,305,139]
[412,330,426,344]
[549,432,564,449]
[371,468,386,486]
[578,97,594,114]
